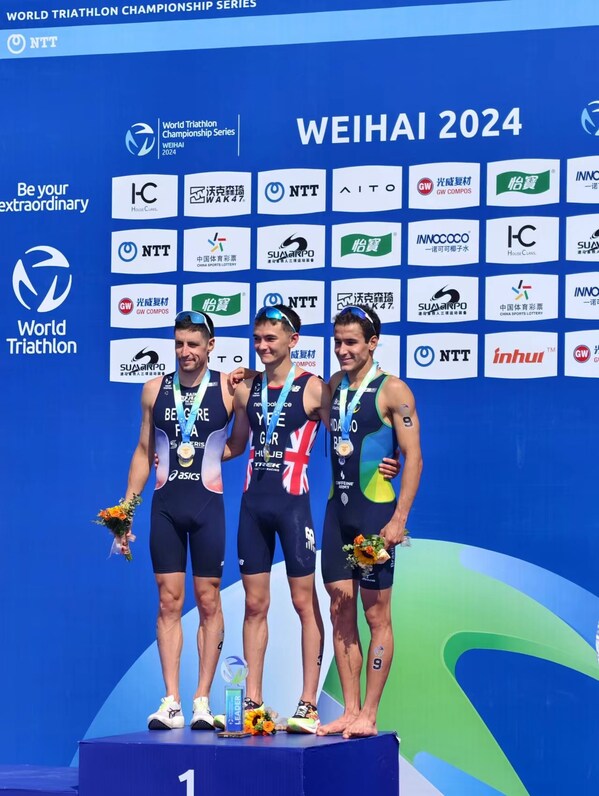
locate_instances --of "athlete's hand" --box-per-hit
[227,367,247,389]
[378,449,401,480]
[379,517,406,549]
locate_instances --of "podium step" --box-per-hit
[79,728,399,796]
[0,765,77,795]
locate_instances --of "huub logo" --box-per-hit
[12,245,72,312]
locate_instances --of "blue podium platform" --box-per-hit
[79,728,400,796]
[0,765,77,795]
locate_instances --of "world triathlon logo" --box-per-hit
[12,245,72,312]
[125,122,156,156]
[581,101,599,136]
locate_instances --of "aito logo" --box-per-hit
[125,122,156,157]
[12,245,72,312]
[581,101,599,136]
[573,344,591,362]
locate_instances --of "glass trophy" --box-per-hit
[218,654,250,738]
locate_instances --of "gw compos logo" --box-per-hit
[581,101,599,136]
[12,245,72,312]
[125,122,156,157]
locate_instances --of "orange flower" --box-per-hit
[262,720,275,733]
[354,534,365,544]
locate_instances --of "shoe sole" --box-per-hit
[191,719,215,731]
[287,722,319,734]
[148,719,184,730]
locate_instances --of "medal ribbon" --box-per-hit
[339,362,379,441]
[173,369,211,443]
[261,365,296,448]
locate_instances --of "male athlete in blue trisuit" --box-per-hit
[317,306,423,739]
[125,310,237,731]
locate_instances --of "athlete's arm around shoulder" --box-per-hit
[222,377,253,461]
[304,372,331,425]
[379,376,423,546]
[125,376,162,501]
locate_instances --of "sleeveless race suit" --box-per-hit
[322,372,397,589]
[151,370,229,577]
[238,371,320,577]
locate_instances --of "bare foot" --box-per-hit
[342,714,378,738]
[316,713,359,736]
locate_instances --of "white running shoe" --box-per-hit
[191,697,215,730]
[147,695,185,730]
[213,697,264,731]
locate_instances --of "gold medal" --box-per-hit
[177,442,195,468]
[264,445,271,462]
[336,439,354,458]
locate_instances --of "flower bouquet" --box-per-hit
[244,706,277,736]
[94,494,142,561]
[343,531,410,575]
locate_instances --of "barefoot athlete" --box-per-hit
[124,310,238,731]
[217,304,400,734]
[317,306,423,739]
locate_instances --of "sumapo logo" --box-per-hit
[111,229,177,274]
[565,272,599,319]
[581,101,599,136]
[110,338,175,383]
[112,174,178,219]
[257,169,326,215]
[183,226,251,273]
[12,245,72,312]
[257,225,325,271]
[406,333,478,380]
[485,274,558,322]
[183,171,252,218]
[565,214,599,261]
[484,332,557,378]
[487,160,560,206]
[332,166,402,213]
[486,216,559,264]
[564,331,599,378]
[331,223,401,268]
[567,157,599,204]
[408,162,480,210]
[407,219,478,266]
[407,276,478,323]
[125,123,156,157]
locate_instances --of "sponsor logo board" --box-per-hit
[565,272,599,319]
[184,172,251,217]
[256,281,325,325]
[331,278,401,323]
[257,169,326,215]
[183,226,251,272]
[407,219,478,266]
[331,222,401,268]
[256,224,325,271]
[111,229,177,274]
[406,333,478,379]
[485,274,558,321]
[332,165,402,212]
[182,281,249,328]
[110,284,177,328]
[567,156,599,204]
[485,216,559,264]
[407,276,478,322]
[565,214,599,261]
[564,331,599,377]
[487,159,560,206]
[210,336,250,371]
[484,332,557,378]
[408,162,480,210]
[110,337,175,383]
[112,174,178,219]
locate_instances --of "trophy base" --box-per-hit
[217,731,251,739]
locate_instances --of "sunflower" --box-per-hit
[354,544,377,566]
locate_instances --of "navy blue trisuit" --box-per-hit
[151,370,229,578]
[238,371,320,578]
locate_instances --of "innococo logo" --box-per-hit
[125,122,156,156]
[487,159,559,206]
[257,224,325,271]
[567,156,599,204]
[485,216,559,264]
[406,333,478,380]
[485,274,558,321]
[407,219,478,266]
[257,169,326,215]
[581,101,599,136]
[331,223,401,268]
[408,162,480,210]
[256,280,325,325]
[182,281,249,327]
[407,276,478,322]
[12,245,72,312]
[111,229,177,274]
[332,166,402,213]
[484,332,557,378]
[183,226,251,273]
[565,272,599,320]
